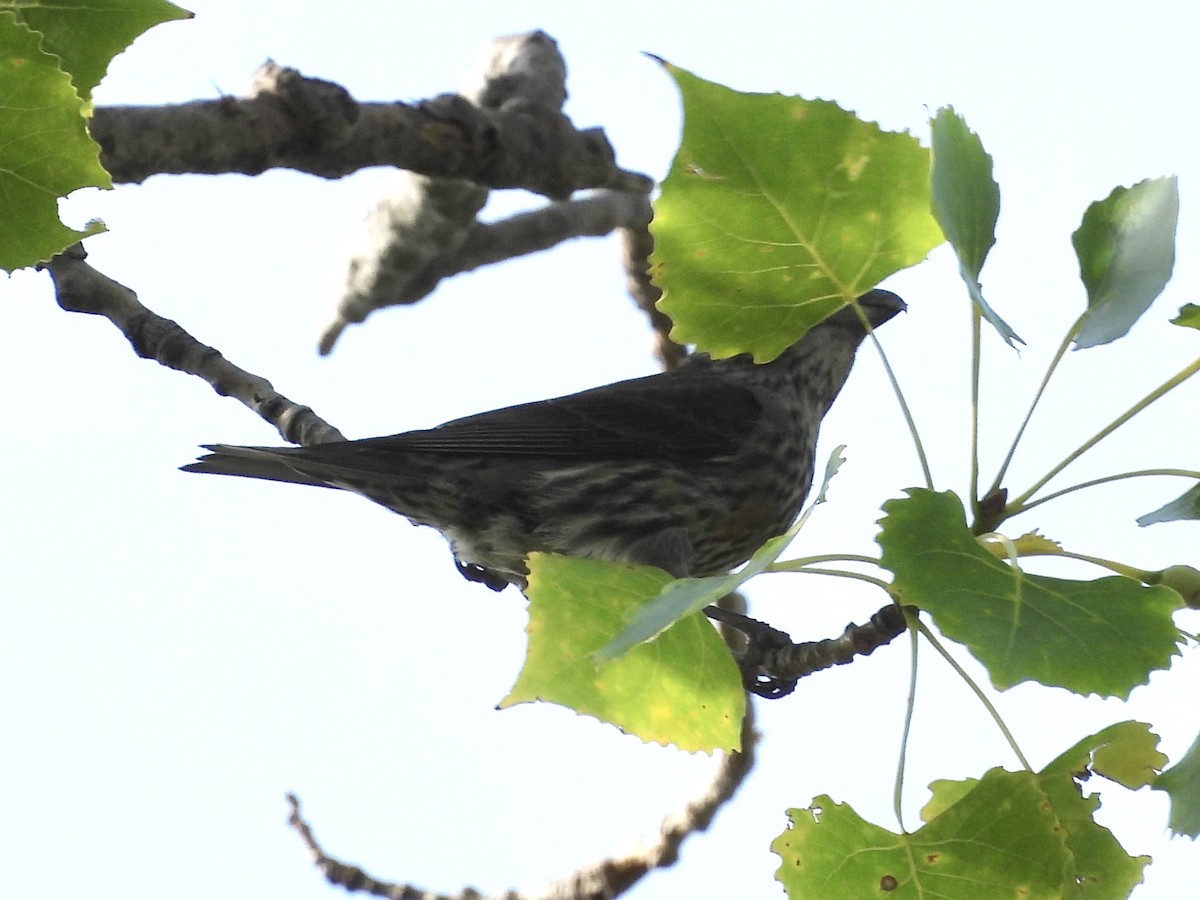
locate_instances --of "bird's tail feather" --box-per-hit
[181,445,337,489]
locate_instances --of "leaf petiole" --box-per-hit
[1016,468,1200,514]
[870,331,935,490]
[916,619,1033,772]
[988,312,1084,498]
[1009,355,1200,511]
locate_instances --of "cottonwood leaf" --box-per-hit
[651,62,942,362]
[1035,722,1159,895]
[929,106,1021,346]
[1072,177,1179,349]
[877,489,1182,695]
[10,0,192,99]
[1137,482,1200,526]
[0,13,107,269]
[1171,303,1200,330]
[1044,720,1166,789]
[916,729,1155,900]
[503,553,744,752]
[1154,729,1200,837]
[774,771,1074,898]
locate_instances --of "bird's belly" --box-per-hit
[529,456,809,578]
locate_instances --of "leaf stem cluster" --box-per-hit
[998,353,1200,522]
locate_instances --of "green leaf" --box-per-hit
[501,553,744,752]
[1072,176,1179,349]
[600,446,846,659]
[1154,728,1200,837]
[1044,721,1166,789]
[1035,722,1160,895]
[1037,778,1146,899]
[877,489,1183,696]
[919,735,1153,900]
[0,12,108,270]
[6,0,192,100]
[595,533,787,662]
[929,106,1021,347]
[919,777,977,821]
[651,63,943,362]
[1137,482,1200,526]
[774,771,1075,899]
[1171,303,1200,330]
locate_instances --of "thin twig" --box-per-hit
[285,711,759,900]
[41,244,344,446]
[618,216,685,370]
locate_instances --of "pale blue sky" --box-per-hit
[4,2,1198,897]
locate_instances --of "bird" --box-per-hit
[184,289,904,592]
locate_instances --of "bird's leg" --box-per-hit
[706,604,913,699]
[703,605,799,698]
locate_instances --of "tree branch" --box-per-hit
[90,58,651,199]
[41,244,343,446]
[618,216,683,370]
[286,711,758,900]
[319,32,659,353]
[89,33,659,357]
[706,603,912,698]
[333,190,652,318]
[322,32,575,353]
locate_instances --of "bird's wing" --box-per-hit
[183,367,764,484]
[351,367,761,461]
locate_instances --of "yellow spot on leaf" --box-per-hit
[840,154,870,181]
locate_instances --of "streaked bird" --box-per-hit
[184,289,904,591]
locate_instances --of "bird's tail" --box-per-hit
[181,444,337,488]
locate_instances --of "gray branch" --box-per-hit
[87,32,660,358]
[330,190,653,340]
[321,31,647,354]
[41,244,343,447]
[286,711,758,900]
[90,55,651,200]
[619,216,683,370]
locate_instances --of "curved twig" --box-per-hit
[619,215,684,370]
[286,711,758,900]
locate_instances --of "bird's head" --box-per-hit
[821,288,907,334]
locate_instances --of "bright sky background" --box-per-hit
[4,1,1198,898]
